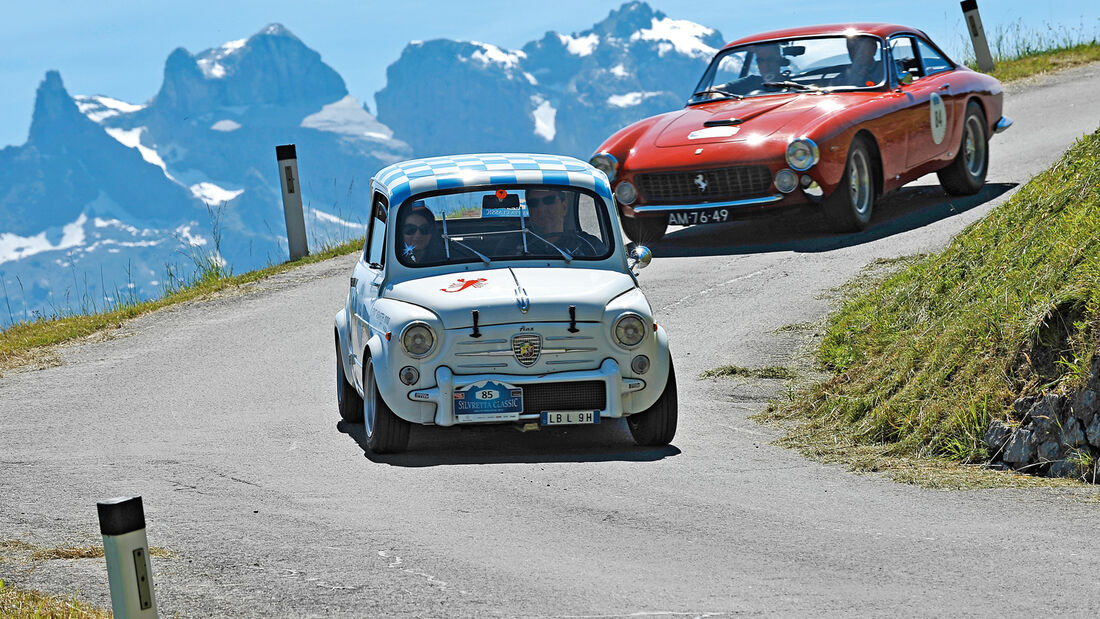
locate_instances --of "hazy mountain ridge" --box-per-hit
[1,2,721,326]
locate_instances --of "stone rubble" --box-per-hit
[986,357,1100,482]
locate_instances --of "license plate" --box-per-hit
[540,410,600,426]
[454,380,523,423]
[668,207,732,226]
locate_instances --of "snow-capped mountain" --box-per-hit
[1,2,724,327]
[1,24,409,326]
[376,1,723,157]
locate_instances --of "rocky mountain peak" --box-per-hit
[27,71,100,148]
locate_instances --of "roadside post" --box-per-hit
[97,496,158,618]
[276,143,310,260]
[960,0,995,73]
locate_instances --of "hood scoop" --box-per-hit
[703,118,743,127]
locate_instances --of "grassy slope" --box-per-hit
[980,41,1100,82]
[762,129,1100,484]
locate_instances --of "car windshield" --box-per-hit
[690,35,886,103]
[394,186,615,267]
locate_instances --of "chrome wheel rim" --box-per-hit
[364,361,377,436]
[964,115,986,178]
[849,149,871,217]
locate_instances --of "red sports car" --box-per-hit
[589,23,1012,242]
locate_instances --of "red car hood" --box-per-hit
[650,94,857,148]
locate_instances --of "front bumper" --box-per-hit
[407,358,645,427]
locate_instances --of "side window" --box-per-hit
[916,39,953,76]
[365,194,388,267]
[889,36,920,80]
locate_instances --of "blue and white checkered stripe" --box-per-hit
[375,154,611,206]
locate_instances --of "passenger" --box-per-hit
[723,43,784,93]
[841,36,882,86]
[399,201,443,264]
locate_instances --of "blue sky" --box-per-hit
[2,0,1096,148]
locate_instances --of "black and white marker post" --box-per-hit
[960,0,995,73]
[97,496,158,618]
[276,143,309,261]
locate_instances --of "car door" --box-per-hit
[350,193,389,387]
[891,34,954,168]
[914,37,960,160]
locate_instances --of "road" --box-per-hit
[2,63,1099,617]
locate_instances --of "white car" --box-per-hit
[334,153,676,453]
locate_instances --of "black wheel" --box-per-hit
[336,333,363,422]
[822,136,875,232]
[937,101,988,196]
[620,215,667,244]
[363,356,410,454]
[627,360,677,446]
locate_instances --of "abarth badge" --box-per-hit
[511,334,542,366]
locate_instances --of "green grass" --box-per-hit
[701,365,799,380]
[957,17,1100,82]
[0,238,363,375]
[981,41,1100,83]
[759,128,1100,486]
[0,579,110,619]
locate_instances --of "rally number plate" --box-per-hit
[454,380,523,423]
[540,410,601,426]
[667,207,732,226]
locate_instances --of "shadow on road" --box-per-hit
[651,182,1016,258]
[337,419,681,467]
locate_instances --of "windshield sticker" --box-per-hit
[496,189,509,199]
[441,277,488,293]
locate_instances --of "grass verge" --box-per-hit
[0,579,109,619]
[982,41,1100,83]
[0,238,362,376]
[757,128,1100,489]
[701,365,799,380]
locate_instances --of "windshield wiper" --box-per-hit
[761,81,821,92]
[524,230,573,262]
[692,87,743,100]
[443,235,491,266]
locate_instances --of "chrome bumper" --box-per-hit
[408,358,645,426]
[994,116,1013,134]
[630,194,784,213]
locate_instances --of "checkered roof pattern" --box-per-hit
[374,153,611,206]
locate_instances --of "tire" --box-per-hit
[937,101,988,196]
[627,360,678,446]
[620,215,668,244]
[363,356,410,454]
[822,137,875,233]
[336,333,363,423]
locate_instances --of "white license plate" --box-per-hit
[668,207,732,226]
[540,410,600,426]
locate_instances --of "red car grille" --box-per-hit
[635,165,773,203]
[522,381,606,413]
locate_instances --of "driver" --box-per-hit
[841,36,882,86]
[514,189,602,256]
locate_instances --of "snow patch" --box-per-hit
[104,127,174,179]
[523,72,538,86]
[630,17,717,59]
[531,96,556,142]
[300,95,397,141]
[190,182,244,206]
[312,210,361,229]
[470,42,526,70]
[175,225,207,247]
[610,64,630,78]
[0,214,87,264]
[606,91,665,107]
[210,119,241,132]
[196,38,247,79]
[74,95,145,122]
[558,33,599,56]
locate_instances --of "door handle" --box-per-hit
[350,277,358,287]
[938,83,950,90]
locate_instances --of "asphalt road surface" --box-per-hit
[3,63,1099,617]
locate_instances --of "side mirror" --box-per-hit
[627,244,652,273]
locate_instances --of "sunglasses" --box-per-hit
[402,223,433,235]
[529,194,563,206]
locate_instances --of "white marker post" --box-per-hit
[961,0,995,73]
[97,496,158,618]
[276,144,309,261]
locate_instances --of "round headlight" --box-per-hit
[614,313,646,349]
[614,180,638,205]
[785,138,819,171]
[401,322,435,358]
[774,169,798,193]
[589,153,618,181]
